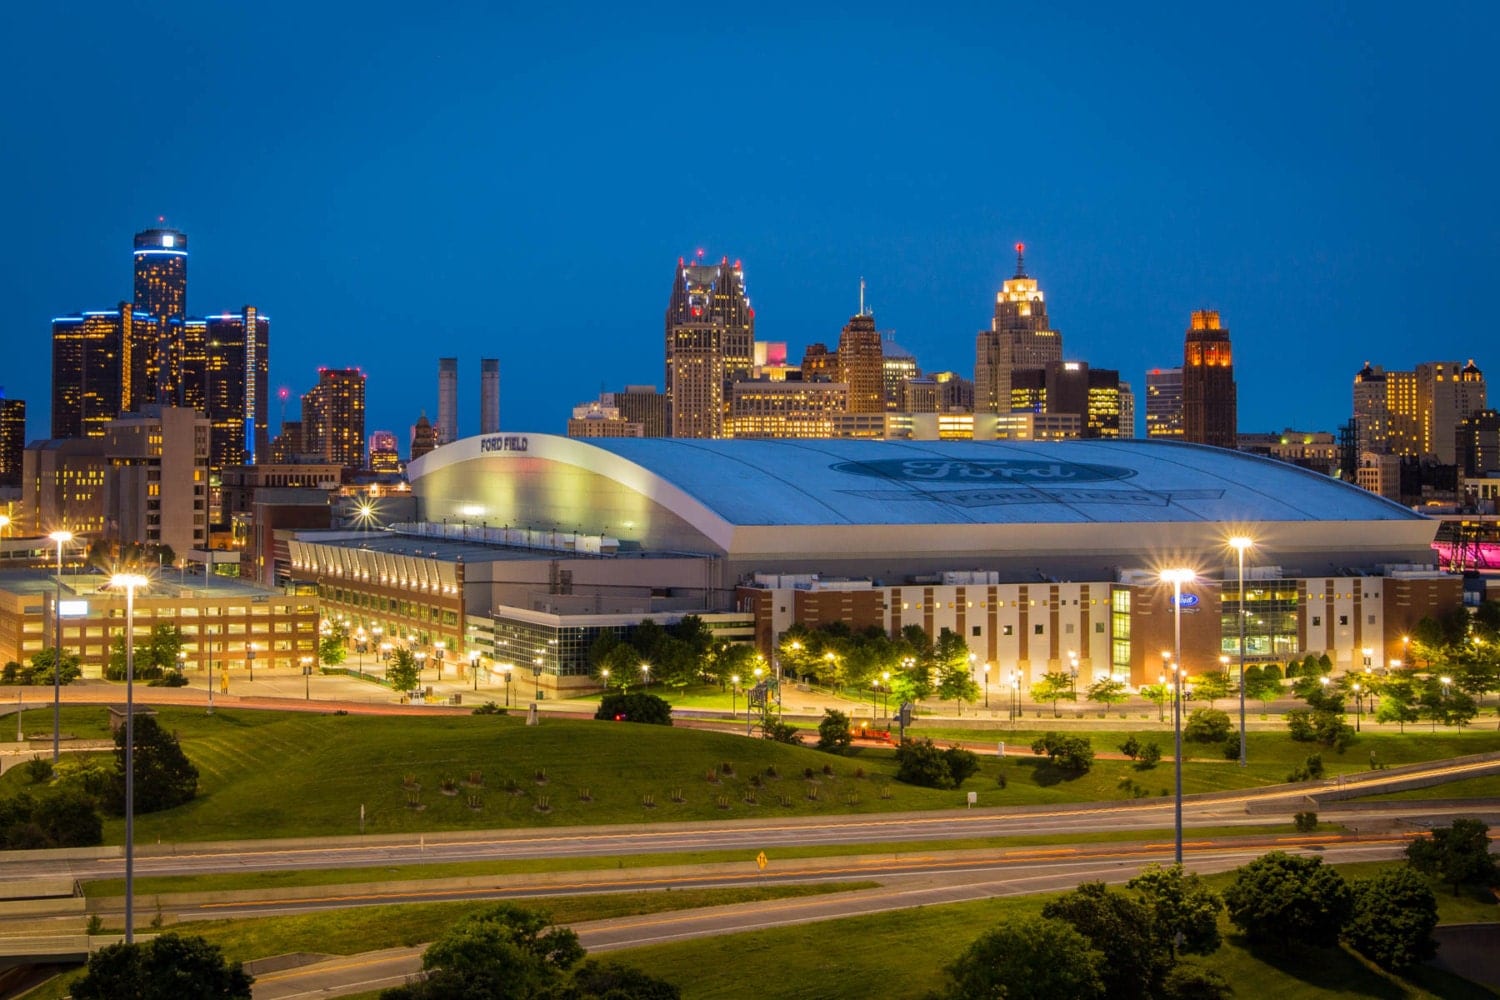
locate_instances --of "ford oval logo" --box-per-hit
[1174,593,1200,609]
[832,459,1139,485]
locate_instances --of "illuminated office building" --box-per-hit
[1181,310,1237,448]
[836,312,884,414]
[1417,360,1486,464]
[664,255,754,438]
[369,431,403,473]
[133,227,187,325]
[801,343,838,382]
[727,380,848,439]
[975,244,1062,415]
[303,368,367,469]
[881,335,919,410]
[438,358,458,444]
[1118,381,1136,438]
[608,386,668,438]
[1145,367,1183,439]
[182,308,271,469]
[51,306,143,439]
[568,401,644,438]
[0,392,24,490]
[103,405,210,556]
[1085,368,1124,439]
[480,358,500,434]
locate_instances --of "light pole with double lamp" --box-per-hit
[1228,535,1254,766]
[470,649,481,691]
[1160,567,1196,866]
[48,530,73,763]
[111,572,149,942]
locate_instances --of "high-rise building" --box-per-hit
[1119,382,1136,438]
[1353,362,1391,456]
[836,312,884,414]
[1084,368,1124,439]
[1181,310,1237,448]
[20,438,107,536]
[437,357,458,444]
[1416,360,1486,464]
[184,308,271,469]
[410,413,437,461]
[608,386,669,438]
[801,343,838,382]
[975,244,1062,415]
[881,335,919,411]
[368,430,403,474]
[568,400,644,438]
[1145,367,1183,439]
[1456,410,1500,477]
[51,306,138,439]
[302,368,367,469]
[728,380,849,439]
[132,227,187,404]
[0,391,24,490]
[102,405,210,556]
[664,255,753,438]
[480,358,500,434]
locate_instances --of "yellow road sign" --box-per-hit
[756,851,768,870]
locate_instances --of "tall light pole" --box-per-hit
[983,663,991,708]
[469,649,480,691]
[111,572,148,943]
[1228,535,1253,767]
[48,530,73,763]
[730,674,739,719]
[1161,567,1195,866]
[640,662,650,692]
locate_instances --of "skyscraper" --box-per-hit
[480,358,500,434]
[410,413,437,461]
[437,358,458,444]
[1416,360,1486,464]
[303,368,367,469]
[881,334,919,411]
[51,307,134,439]
[1181,310,1237,448]
[664,254,753,438]
[1353,362,1391,455]
[190,308,270,469]
[1145,368,1183,439]
[0,391,24,490]
[975,244,1062,415]
[133,227,187,405]
[836,311,884,414]
[368,430,402,473]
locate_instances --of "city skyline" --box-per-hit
[3,4,1497,446]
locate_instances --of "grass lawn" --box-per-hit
[1352,773,1500,802]
[5,705,1497,844]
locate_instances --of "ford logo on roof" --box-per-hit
[832,459,1139,484]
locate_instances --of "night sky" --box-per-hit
[4,2,1497,448]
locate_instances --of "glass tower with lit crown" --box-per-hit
[1181,310,1237,448]
[133,227,187,406]
[664,254,754,438]
[975,243,1062,415]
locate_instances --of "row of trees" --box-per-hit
[776,623,981,710]
[1,647,82,686]
[589,616,760,692]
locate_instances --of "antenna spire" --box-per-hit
[859,277,866,317]
[1014,242,1027,278]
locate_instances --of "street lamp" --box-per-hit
[0,514,10,538]
[882,670,891,719]
[415,650,428,684]
[640,662,651,691]
[246,642,256,682]
[300,655,313,700]
[983,662,991,708]
[533,656,544,699]
[1011,673,1020,723]
[1068,650,1078,700]
[730,674,740,719]
[502,662,513,706]
[1351,681,1362,731]
[1160,567,1196,866]
[110,572,148,943]
[1438,675,1452,731]
[47,529,73,764]
[469,649,480,691]
[1228,535,1253,768]
[434,640,446,680]
[600,667,610,692]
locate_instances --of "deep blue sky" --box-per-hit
[4,2,1497,449]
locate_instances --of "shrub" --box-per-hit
[763,720,802,745]
[895,738,956,789]
[943,746,981,785]
[471,701,507,715]
[23,757,54,784]
[816,709,853,753]
[1119,735,1142,760]
[1183,708,1231,743]
[1137,742,1162,769]
[1030,732,1094,773]
[1294,811,1318,832]
[1223,851,1353,949]
[594,692,672,726]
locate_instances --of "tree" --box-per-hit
[319,631,347,667]
[595,692,672,726]
[1183,708,1231,743]
[110,715,198,815]
[1343,867,1439,971]
[1127,863,1224,957]
[382,903,584,999]
[144,624,185,673]
[937,916,1105,1000]
[1030,672,1075,716]
[1085,677,1129,716]
[1140,682,1171,719]
[1405,817,1499,894]
[1191,672,1230,709]
[935,657,981,715]
[23,648,82,686]
[563,959,681,999]
[1159,964,1234,1000]
[1376,676,1420,732]
[1030,732,1094,773]
[816,709,853,753]
[1041,881,1169,1000]
[33,788,104,847]
[386,647,421,694]
[1222,851,1353,949]
[72,933,252,1000]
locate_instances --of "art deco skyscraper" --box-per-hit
[664,254,754,438]
[480,358,500,434]
[437,358,458,444]
[836,310,884,414]
[302,368,367,469]
[975,244,1061,415]
[1181,310,1237,448]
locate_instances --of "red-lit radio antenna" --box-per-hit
[1014,242,1027,278]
